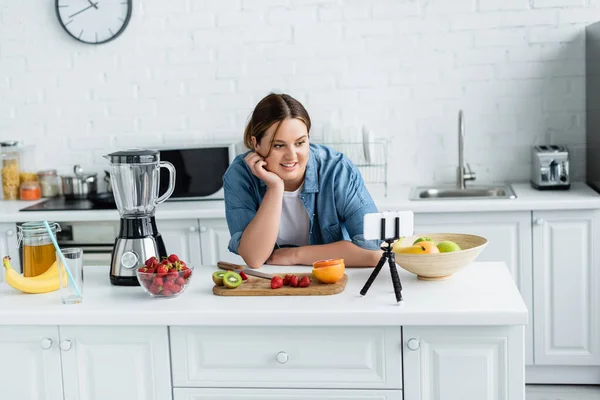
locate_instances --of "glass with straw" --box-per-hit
[42,221,83,304]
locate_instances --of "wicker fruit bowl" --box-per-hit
[392,233,488,281]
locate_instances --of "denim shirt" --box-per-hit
[222,143,381,255]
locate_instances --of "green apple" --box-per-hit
[413,236,434,245]
[437,240,461,253]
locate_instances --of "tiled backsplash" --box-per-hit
[1,0,599,186]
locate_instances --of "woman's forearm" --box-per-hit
[295,241,382,267]
[238,186,284,268]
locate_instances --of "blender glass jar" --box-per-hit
[0,141,22,200]
[17,221,61,277]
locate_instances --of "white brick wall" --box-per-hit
[1,0,599,188]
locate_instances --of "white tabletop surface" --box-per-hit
[0,261,527,327]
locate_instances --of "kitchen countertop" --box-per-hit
[1,181,599,223]
[0,261,527,326]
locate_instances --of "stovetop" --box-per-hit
[20,197,117,212]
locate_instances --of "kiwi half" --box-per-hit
[222,271,242,289]
[212,270,226,286]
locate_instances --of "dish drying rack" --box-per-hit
[316,140,388,196]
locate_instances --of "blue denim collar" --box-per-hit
[258,145,319,194]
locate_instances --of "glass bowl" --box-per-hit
[136,264,194,298]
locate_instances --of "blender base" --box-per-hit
[110,274,140,286]
[109,216,168,286]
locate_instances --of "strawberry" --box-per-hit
[167,271,178,281]
[156,265,168,277]
[289,275,299,287]
[162,289,173,297]
[183,269,192,279]
[145,257,159,268]
[299,276,311,287]
[239,271,248,281]
[162,281,173,291]
[167,254,180,263]
[171,284,182,294]
[282,274,291,286]
[153,277,164,287]
[149,284,161,295]
[271,276,283,289]
[175,277,186,286]
[138,267,148,273]
[161,259,172,268]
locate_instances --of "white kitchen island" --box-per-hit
[0,261,527,400]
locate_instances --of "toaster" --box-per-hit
[531,145,570,190]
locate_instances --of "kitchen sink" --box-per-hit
[409,184,517,200]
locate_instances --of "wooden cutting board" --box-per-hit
[213,273,348,296]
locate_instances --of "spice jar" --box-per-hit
[20,181,41,201]
[38,169,61,198]
[17,221,61,277]
[18,144,37,184]
[0,141,21,200]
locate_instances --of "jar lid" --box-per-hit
[20,181,40,189]
[0,141,21,147]
[38,169,57,176]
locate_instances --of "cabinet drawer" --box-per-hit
[174,388,403,400]
[170,326,402,389]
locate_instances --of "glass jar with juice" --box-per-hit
[17,222,61,277]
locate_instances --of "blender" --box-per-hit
[104,149,176,286]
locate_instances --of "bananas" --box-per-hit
[3,256,67,294]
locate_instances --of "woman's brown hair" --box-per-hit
[243,93,311,156]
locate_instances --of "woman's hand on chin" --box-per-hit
[244,152,284,190]
[266,247,301,266]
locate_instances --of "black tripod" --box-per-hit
[359,216,404,303]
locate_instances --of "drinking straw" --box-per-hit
[43,221,82,297]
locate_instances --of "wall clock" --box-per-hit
[55,0,132,45]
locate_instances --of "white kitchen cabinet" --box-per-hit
[199,218,244,266]
[402,325,525,400]
[59,326,172,400]
[413,211,534,365]
[0,326,63,400]
[170,326,402,390]
[157,219,202,267]
[532,210,600,366]
[0,222,20,276]
[173,388,403,399]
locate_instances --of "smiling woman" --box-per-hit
[222,93,383,269]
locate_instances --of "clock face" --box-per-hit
[55,0,132,44]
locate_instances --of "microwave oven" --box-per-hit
[157,142,245,201]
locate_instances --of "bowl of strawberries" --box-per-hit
[136,254,194,298]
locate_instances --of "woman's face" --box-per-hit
[253,118,310,191]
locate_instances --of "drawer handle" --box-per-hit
[190,226,198,232]
[60,339,72,351]
[6,230,14,237]
[40,338,53,350]
[276,351,289,364]
[535,218,544,225]
[407,338,420,351]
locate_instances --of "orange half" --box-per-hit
[312,261,345,284]
[313,258,344,269]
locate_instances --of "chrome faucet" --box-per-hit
[457,110,476,189]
